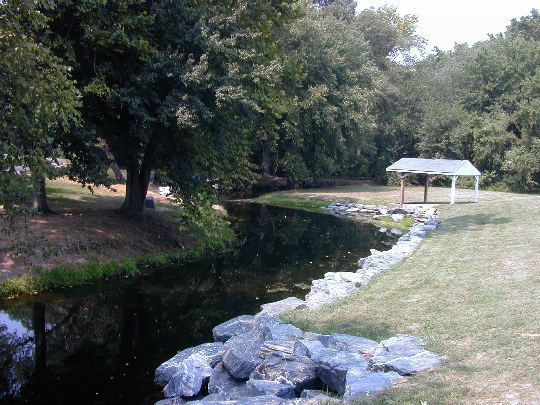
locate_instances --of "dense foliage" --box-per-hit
[2,0,540,225]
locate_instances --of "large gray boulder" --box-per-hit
[258,297,307,317]
[250,352,318,394]
[245,379,296,399]
[208,362,249,400]
[222,331,265,379]
[343,368,402,403]
[156,342,224,387]
[327,334,379,355]
[305,278,358,309]
[163,353,213,398]
[310,348,368,395]
[213,315,257,343]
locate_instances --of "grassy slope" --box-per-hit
[0,178,227,297]
[266,185,540,404]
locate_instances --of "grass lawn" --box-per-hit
[263,185,540,404]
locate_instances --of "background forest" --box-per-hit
[2,0,540,220]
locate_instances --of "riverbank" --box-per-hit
[259,185,540,403]
[0,178,230,298]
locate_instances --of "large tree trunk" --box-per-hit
[119,138,158,217]
[32,174,54,214]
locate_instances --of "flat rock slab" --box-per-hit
[343,368,402,403]
[250,352,318,394]
[258,297,307,317]
[213,315,257,343]
[373,350,446,376]
[327,334,379,356]
[246,379,296,399]
[259,340,297,357]
[263,323,303,341]
[163,353,213,398]
[208,362,249,400]
[156,342,224,387]
[222,331,265,379]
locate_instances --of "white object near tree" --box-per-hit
[386,158,482,206]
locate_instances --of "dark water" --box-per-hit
[0,203,395,405]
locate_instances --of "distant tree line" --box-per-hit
[1,0,539,224]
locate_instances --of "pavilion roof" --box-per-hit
[386,158,481,176]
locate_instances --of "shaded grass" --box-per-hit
[0,238,229,298]
[255,194,330,211]
[281,188,540,404]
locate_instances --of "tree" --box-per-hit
[272,4,380,186]
[46,0,301,217]
[0,0,80,226]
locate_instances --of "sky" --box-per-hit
[355,0,538,52]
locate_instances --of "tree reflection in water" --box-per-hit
[0,203,395,404]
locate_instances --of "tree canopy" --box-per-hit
[2,1,540,227]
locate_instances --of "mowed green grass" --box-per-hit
[273,185,540,404]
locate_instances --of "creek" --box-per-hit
[0,202,396,405]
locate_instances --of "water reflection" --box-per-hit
[0,203,395,404]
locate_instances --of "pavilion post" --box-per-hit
[474,175,480,202]
[424,175,429,203]
[450,175,458,204]
[399,173,407,207]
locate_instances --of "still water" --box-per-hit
[0,203,395,405]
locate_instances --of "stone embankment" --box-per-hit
[154,203,443,405]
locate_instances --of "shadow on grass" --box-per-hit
[286,311,396,342]
[436,213,512,234]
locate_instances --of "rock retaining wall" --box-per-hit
[154,203,443,405]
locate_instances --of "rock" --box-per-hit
[222,331,265,379]
[391,214,404,222]
[259,340,297,357]
[390,228,403,236]
[154,397,189,405]
[293,339,327,358]
[374,334,426,359]
[373,350,446,376]
[246,379,296,399]
[163,353,213,398]
[258,297,308,317]
[250,352,318,394]
[262,323,303,341]
[213,315,257,343]
[235,395,298,405]
[146,196,155,208]
[378,227,388,233]
[305,278,359,309]
[156,343,224,387]
[343,368,402,402]
[208,362,249,400]
[310,348,368,395]
[300,389,327,399]
[301,395,341,405]
[199,393,227,403]
[302,332,332,347]
[327,334,379,356]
